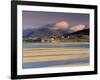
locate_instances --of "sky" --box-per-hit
[22,11,89,30]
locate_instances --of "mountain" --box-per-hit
[64,28,89,38]
[23,29,34,37]
[23,24,71,38]
[23,20,88,38]
[23,27,67,38]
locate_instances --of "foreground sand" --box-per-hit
[23,48,89,64]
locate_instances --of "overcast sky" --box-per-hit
[22,11,89,30]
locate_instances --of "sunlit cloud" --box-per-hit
[50,20,70,30]
[69,24,86,32]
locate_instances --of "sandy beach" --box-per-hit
[22,48,89,68]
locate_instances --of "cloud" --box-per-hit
[51,20,70,30]
[69,24,86,32]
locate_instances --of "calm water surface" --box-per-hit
[23,42,89,48]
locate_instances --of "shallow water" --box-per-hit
[23,57,89,69]
[23,42,89,48]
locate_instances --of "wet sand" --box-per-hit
[23,48,89,68]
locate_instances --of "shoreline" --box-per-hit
[23,42,89,44]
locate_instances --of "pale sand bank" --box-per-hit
[23,48,89,55]
[23,48,89,63]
